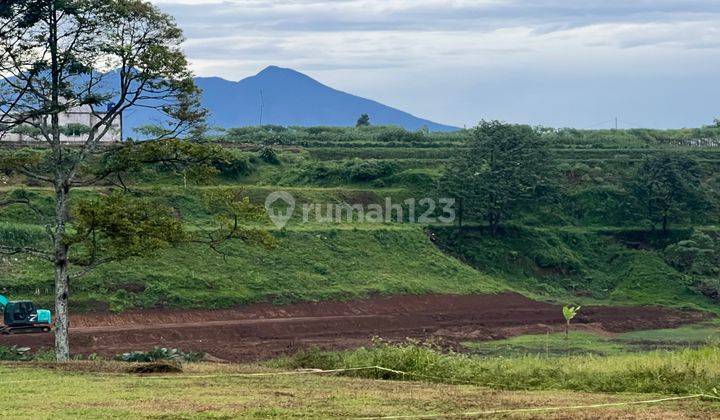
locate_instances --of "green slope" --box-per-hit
[431,225,717,312]
[1,227,503,311]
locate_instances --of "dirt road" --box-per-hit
[1,293,709,361]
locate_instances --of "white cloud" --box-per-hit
[149,0,720,128]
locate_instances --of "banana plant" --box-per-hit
[562,305,581,339]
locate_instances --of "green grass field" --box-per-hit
[463,321,720,357]
[1,360,718,418]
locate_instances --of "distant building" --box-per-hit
[1,104,121,143]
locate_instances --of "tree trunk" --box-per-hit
[53,183,71,362]
[565,320,569,339]
[53,246,70,362]
[489,213,499,237]
[48,2,70,362]
[457,197,463,230]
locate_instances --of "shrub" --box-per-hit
[279,347,341,370]
[664,233,719,275]
[341,159,397,181]
[126,360,183,374]
[213,153,253,177]
[0,345,33,361]
[114,347,204,363]
[694,278,720,302]
[0,345,54,361]
[375,128,427,143]
[258,146,280,164]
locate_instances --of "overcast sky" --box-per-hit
[150,0,720,129]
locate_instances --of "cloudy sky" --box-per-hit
[150,0,720,129]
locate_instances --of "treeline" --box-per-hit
[538,126,720,149]
[211,124,720,149]
[216,125,469,145]
[439,121,713,236]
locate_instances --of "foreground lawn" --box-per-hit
[0,362,718,419]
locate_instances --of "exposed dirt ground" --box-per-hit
[1,293,711,362]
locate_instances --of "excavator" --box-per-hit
[0,295,52,334]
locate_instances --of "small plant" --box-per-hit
[280,346,340,370]
[126,360,183,374]
[114,347,204,363]
[562,305,581,339]
[0,345,32,361]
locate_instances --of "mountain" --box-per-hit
[123,66,458,134]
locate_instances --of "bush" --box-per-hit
[694,278,720,302]
[278,158,398,185]
[278,347,341,370]
[342,159,397,182]
[563,186,638,226]
[0,345,33,361]
[126,360,183,374]
[0,345,54,361]
[258,146,280,164]
[114,347,204,363]
[213,153,253,177]
[664,233,719,275]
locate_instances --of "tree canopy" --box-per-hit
[629,154,707,233]
[356,113,370,127]
[439,121,553,236]
[0,0,266,361]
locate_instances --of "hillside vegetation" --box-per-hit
[2,125,720,312]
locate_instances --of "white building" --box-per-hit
[1,105,121,143]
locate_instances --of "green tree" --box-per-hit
[629,155,706,234]
[356,113,370,127]
[441,121,551,236]
[437,158,473,229]
[0,0,269,361]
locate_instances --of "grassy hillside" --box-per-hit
[430,226,717,311]
[1,226,502,311]
[2,125,720,312]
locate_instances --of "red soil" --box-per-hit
[1,293,710,362]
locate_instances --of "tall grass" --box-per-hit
[276,341,720,395]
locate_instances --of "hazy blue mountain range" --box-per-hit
[123,66,458,135]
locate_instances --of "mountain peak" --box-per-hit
[125,66,459,132]
[256,65,301,78]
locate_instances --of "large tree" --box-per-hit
[437,157,473,229]
[440,121,552,236]
[630,154,706,233]
[0,0,246,361]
